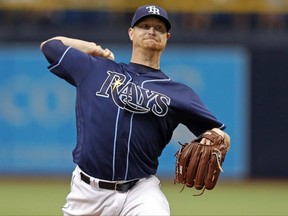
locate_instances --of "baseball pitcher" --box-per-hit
[40,5,230,216]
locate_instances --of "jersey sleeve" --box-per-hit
[178,86,225,136]
[41,39,97,86]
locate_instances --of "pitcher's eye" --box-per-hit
[155,25,166,33]
[143,24,151,30]
[138,23,150,30]
[155,25,163,31]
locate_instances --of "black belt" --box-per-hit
[80,172,139,193]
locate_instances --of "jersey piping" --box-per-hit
[112,107,121,180]
[49,46,72,71]
[141,78,171,88]
[125,113,134,180]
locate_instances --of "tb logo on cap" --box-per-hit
[146,6,160,15]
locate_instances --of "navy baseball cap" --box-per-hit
[131,5,171,31]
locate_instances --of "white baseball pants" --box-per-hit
[62,166,170,216]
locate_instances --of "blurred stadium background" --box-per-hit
[1,0,288,215]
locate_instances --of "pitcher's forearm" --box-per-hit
[40,36,114,60]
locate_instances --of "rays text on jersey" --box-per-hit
[96,71,170,116]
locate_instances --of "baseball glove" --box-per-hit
[174,129,228,195]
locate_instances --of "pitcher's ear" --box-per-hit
[128,28,134,41]
[167,32,171,40]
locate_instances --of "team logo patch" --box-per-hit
[96,71,170,116]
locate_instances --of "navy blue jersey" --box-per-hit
[42,40,225,181]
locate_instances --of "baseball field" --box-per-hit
[0,177,287,216]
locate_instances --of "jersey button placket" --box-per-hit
[134,73,140,84]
